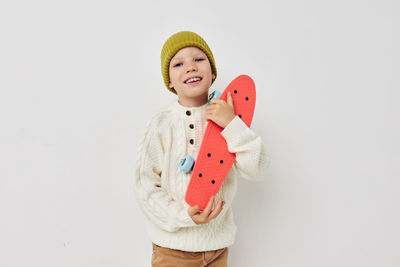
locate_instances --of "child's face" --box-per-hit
[169,46,215,105]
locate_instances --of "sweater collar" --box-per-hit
[173,100,208,113]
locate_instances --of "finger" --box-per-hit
[210,98,223,104]
[206,112,214,118]
[208,198,224,220]
[201,195,215,218]
[206,109,216,116]
[227,92,234,106]
[188,205,200,217]
[206,106,216,112]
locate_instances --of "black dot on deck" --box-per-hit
[239,115,242,118]
[199,173,202,177]
[245,97,249,101]
[211,180,215,184]
[207,153,211,157]
[234,90,237,94]
[220,160,223,164]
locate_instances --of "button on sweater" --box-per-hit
[134,100,270,252]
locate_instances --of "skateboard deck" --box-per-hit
[185,75,256,210]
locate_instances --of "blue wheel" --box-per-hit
[208,90,222,104]
[179,155,194,173]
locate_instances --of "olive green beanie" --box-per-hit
[160,31,217,94]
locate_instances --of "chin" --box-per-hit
[194,88,209,97]
[184,84,206,92]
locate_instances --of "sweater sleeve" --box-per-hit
[221,116,270,181]
[134,117,198,232]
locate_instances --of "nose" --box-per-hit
[185,62,197,73]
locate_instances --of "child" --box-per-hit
[134,31,270,267]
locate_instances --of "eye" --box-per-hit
[173,63,182,67]
[195,58,205,62]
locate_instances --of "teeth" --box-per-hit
[186,77,201,83]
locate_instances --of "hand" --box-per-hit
[187,196,225,225]
[206,92,236,128]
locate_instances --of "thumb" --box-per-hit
[227,92,234,107]
[188,205,200,217]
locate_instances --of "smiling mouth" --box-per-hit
[184,77,203,84]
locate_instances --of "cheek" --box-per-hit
[201,64,213,77]
[169,70,178,82]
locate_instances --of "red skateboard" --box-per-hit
[183,75,256,210]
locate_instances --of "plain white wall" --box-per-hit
[1,0,399,266]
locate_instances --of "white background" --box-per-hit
[1,0,399,266]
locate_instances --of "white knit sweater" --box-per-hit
[134,100,270,252]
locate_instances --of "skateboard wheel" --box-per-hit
[208,90,222,104]
[179,155,194,173]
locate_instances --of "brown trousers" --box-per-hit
[151,243,229,267]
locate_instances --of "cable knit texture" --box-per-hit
[134,100,270,252]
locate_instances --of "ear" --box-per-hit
[212,73,216,80]
[169,82,173,88]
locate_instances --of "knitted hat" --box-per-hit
[160,31,217,94]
